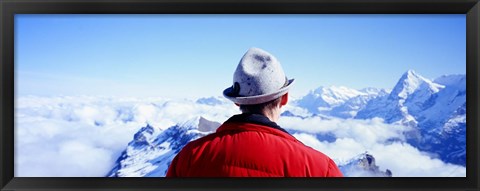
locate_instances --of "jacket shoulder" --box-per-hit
[168,122,343,177]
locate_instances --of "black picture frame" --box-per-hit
[1,0,479,191]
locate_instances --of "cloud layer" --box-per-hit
[15,96,465,177]
[278,115,466,177]
[15,95,238,177]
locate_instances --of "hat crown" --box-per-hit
[233,47,287,97]
[223,47,294,105]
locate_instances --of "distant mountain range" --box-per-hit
[296,86,388,118]
[108,70,466,177]
[295,70,466,166]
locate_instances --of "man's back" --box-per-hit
[166,114,343,177]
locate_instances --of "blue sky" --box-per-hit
[15,14,466,99]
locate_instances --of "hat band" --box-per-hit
[231,77,289,97]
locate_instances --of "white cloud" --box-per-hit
[14,95,238,177]
[369,142,466,177]
[279,116,409,147]
[286,116,466,177]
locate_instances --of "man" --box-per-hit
[166,47,343,177]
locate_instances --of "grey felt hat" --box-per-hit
[223,47,295,105]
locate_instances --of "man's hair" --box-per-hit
[239,96,282,114]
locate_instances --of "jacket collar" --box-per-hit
[220,113,292,135]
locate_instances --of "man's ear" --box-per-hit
[280,93,288,106]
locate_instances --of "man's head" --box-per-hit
[223,47,294,120]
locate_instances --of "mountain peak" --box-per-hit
[400,69,421,82]
[406,69,417,76]
[390,70,443,100]
[338,152,393,177]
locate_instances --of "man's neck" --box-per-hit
[260,108,280,123]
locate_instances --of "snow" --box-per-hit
[391,70,444,99]
[296,86,384,117]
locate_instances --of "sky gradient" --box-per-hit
[15,14,466,99]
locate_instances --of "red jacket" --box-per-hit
[166,114,343,177]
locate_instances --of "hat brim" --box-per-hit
[223,79,295,105]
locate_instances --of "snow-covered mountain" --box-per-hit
[296,86,387,118]
[355,70,466,165]
[354,70,466,166]
[288,70,466,166]
[329,88,389,118]
[419,74,466,133]
[357,71,465,131]
[338,153,392,177]
[297,86,365,109]
[107,117,221,177]
[356,70,445,125]
[421,103,466,165]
